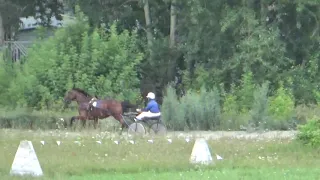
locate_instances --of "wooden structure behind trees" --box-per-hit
[1,41,30,62]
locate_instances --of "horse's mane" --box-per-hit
[72,88,92,97]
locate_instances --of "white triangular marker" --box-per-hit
[56,141,61,146]
[216,154,223,160]
[189,138,213,165]
[10,140,43,177]
[185,138,190,143]
[129,140,135,144]
[114,140,119,145]
[40,141,45,145]
[148,139,153,143]
[167,139,172,143]
[96,141,101,144]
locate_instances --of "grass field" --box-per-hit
[0,129,319,180]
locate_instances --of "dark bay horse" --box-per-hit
[64,88,137,129]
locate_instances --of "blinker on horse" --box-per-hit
[63,88,137,130]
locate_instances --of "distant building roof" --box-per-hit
[19,14,76,31]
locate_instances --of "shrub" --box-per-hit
[161,84,186,130]
[177,86,221,131]
[295,104,320,124]
[237,71,256,113]
[268,82,296,130]
[221,93,249,130]
[296,116,320,147]
[200,86,221,130]
[249,82,270,131]
[179,90,201,130]
[161,85,221,131]
[0,54,18,106]
[220,84,249,130]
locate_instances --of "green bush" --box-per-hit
[236,71,256,113]
[297,116,320,147]
[0,54,19,106]
[200,87,221,130]
[267,82,296,130]
[161,85,221,131]
[295,104,320,124]
[181,87,221,130]
[249,82,270,131]
[160,82,310,131]
[220,84,249,130]
[221,93,249,130]
[161,84,186,131]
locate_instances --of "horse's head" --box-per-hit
[64,88,95,105]
[64,89,77,104]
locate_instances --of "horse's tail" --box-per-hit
[121,100,137,113]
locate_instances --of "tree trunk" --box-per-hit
[143,0,153,55]
[169,0,177,48]
[260,0,266,25]
[0,13,4,46]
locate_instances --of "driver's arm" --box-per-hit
[142,102,152,112]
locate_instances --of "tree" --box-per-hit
[0,0,63,44]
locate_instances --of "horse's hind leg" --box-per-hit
[70,116,87,129]
[113,114,127,135]
[82,119,86,128]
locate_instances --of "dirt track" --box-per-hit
[1,129,298,140]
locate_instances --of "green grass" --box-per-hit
[0,129,319,180]
[66,168,320,180]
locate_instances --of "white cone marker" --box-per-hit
[216,154,223,160]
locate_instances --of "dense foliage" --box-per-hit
[0,1,320,137]
[297,116,320,147]
[0,7,143,109]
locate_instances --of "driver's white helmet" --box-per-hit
[146,92,155,99]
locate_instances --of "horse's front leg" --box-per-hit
[93,118,98,129]
[70,116,77,127]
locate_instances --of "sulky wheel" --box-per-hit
[128,122,146,136]
[149,123,167,136]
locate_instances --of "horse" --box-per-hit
[63,88,137,130]
[88,98,139,130]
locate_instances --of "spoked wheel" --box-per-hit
[149,122,167,136]
[128,122,146,136]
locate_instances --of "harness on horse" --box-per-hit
[88,97,113,116]
[88,97,100,111]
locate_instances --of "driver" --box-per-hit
[134,92,161,121]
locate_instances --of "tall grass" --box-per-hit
[0,108,73,130]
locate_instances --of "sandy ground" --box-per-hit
[0,128,297,140]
